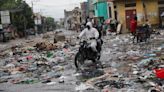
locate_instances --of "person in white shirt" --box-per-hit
[78,22,99,52]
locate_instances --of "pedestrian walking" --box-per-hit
[130,16,137,42]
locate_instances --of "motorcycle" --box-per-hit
[75,38,103,70]
[134,25,152,43]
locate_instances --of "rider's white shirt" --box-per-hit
[79,28,99,40]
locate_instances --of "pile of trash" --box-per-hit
[80,33,164,92]
[94,80,130,89]
[1,30,164,92]
[35,42,58,51]
[130,45,164,91]
[0,39,77,84]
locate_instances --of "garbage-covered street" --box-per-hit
[0,29,163,92]
[1,0,164,92]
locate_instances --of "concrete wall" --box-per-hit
[115,1,126,33]
[88,0,94,11]
[114,0,159,32]
[107,2,115,19]
[94,2,108,19]
[136,0,144,25]
[145,0,159,25]
[81,2,88,23]
[136,0,159,25]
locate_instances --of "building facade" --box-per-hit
[93,0,108,20]
[64,10,72,30]
[87,0,95,18]
[81,2,88,23]
[109,0,159,32]
[64,7,81,30]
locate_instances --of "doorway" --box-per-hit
[159,7,164,27]
[125,9,136,29]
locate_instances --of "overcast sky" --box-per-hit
[25,0,87,20]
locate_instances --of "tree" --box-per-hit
[45,17,56,31]
[0,0,34,37]
[0,0,16,9]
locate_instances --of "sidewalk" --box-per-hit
[0,36,42,52]
[0,30,78,52]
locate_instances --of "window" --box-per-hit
[114,5,116,9]
[108,7,112,18]
[114,11,117,20]
[125,1,136,7]
[125,3,136,7]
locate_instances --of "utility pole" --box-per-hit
[31,1,34,12]
[30,0,40,35]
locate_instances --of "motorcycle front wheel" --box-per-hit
[75,52,84,71]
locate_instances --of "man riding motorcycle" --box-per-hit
[75,22,103,70]
[78,22,99,53]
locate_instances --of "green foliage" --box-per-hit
[46,17,55,26]
[0,0,16,9]
[0,0,34,34]
[45,17,56,30]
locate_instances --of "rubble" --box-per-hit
[42,34,51,39]
[54,34,66,42]
[0,33,78,85]
[94,80,130,89]
[0,30,164,92]
[35,42,58,51]
[80,31,164,91]
[75,83,94,91]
